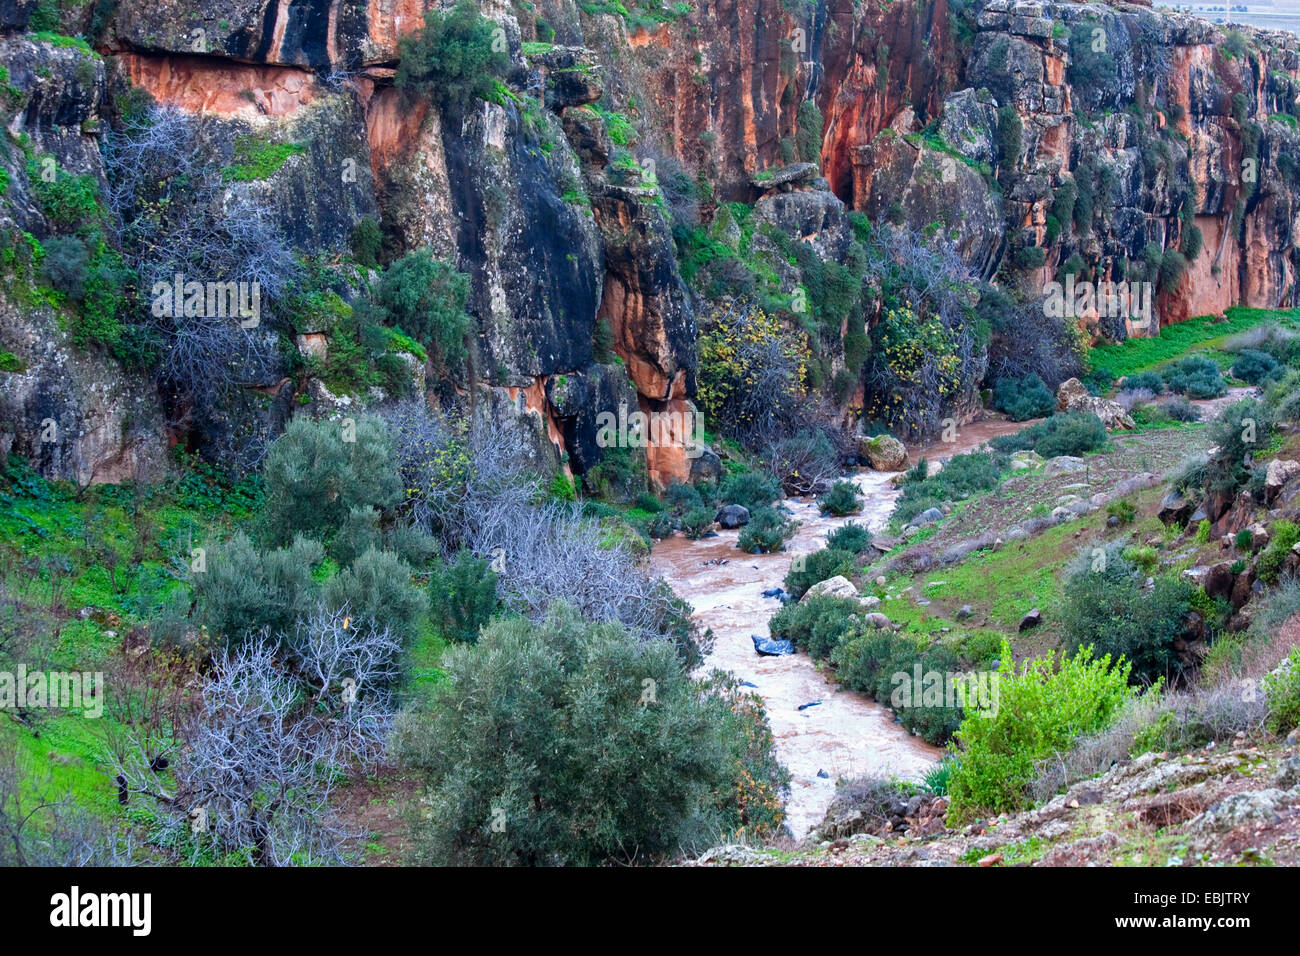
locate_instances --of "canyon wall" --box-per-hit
[1,0,1298,487]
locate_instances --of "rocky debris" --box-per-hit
[1265,458,1300,504]
[749,162,820,192]
[1019,608,1042,630]
[908,507,946,528]
[956,604,974,620]
[1042,455,1087,477]
[860,434,908,471]
[860,612,894,630]
[715,504,750,529]
[1008,450,1045,471]
[1055,378,1135,431]
[803,575,858,602]
[752,634,795,656]
[860,595,881,610]
[1186,788,1298,836]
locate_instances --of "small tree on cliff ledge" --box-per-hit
[397,0,511,114]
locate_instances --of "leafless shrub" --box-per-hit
[109,621,396,865]
[1031,683,1268,804]
[1114,387,1155,412]
[0,740,136,866]
[384,399,542,548]
[104,106,299,439]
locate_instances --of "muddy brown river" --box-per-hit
[650,421,1033,839]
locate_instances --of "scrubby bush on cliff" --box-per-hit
[1059,543,1193,687]
[980,286,1083,389]
[105,106,298,446]
[1161,355,1226,399]
[368,249,472,376]
[664,481,704,513]
[860,228,984,442]
[992,373,1056,421]
[946,640,1134,822]
[990,411,1107,458]
[738,507,797,554]
[397,0,511,113]
[696,301,812,448]
[394,603,787,864]
[784,548,856,601]
[261,415,402,552]
[819,479,863,516]
[770,592,860,660]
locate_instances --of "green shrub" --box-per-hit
[1162,355,1226,399]
[769,593,861,660]
[326,547,427,645]
[784,547,856,600]
[718,471,780,511]
[1195,518,1212,543]
[897,644,966,745]
[989,411,1107,458]
[393,602,788,864]
[737,506,796,553]
[1257,519,1300,584]
[40,235,89,299]
[830,627,919,702]
[1060,544,1193,686]
[195,532,323,646]
[1263,647,1300,736]
[1106,499,1136,525]
[819,479,862,516]
[396,0,511,113]
[992,373,1056,421]
[428,549,498,643]
[664,481,703,514]
[1165,396,1200,422]
[1231,348,1281,385]
[946,639,1134,822]
[893,452,1004,525]
[261,415,402,548]
[827,521,873,555]
[680,507,714,539]
[1124,370,1164,394]
[646,512,677,539]
[350,216,384,269]
[369,249,471,373]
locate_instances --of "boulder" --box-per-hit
[715,504,750,529]
[860,434,908,471]
[1008,450,1044,471]
[1043,455,1087,477]
[1055,378,1135,431]
[1019,608,1042,631]
[1157,490,1193,526]
[803,575,859,602]
[1265,458,1300,504]
[752,634,795,656]
[861,612,894,630]
[909,507,946,527]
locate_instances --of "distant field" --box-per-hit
[1086,306,1300,381]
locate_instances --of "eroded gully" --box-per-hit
[650,421,1030,839]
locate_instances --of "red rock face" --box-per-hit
[118,52,317,117]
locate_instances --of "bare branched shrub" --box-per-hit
[109,623,398,865]
[1114,387,1155,412]
[384,400,542,548]
[104,106,300,457]
[1031,684,1269,804]
[474,502,703,666]
[0,741,135,866]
